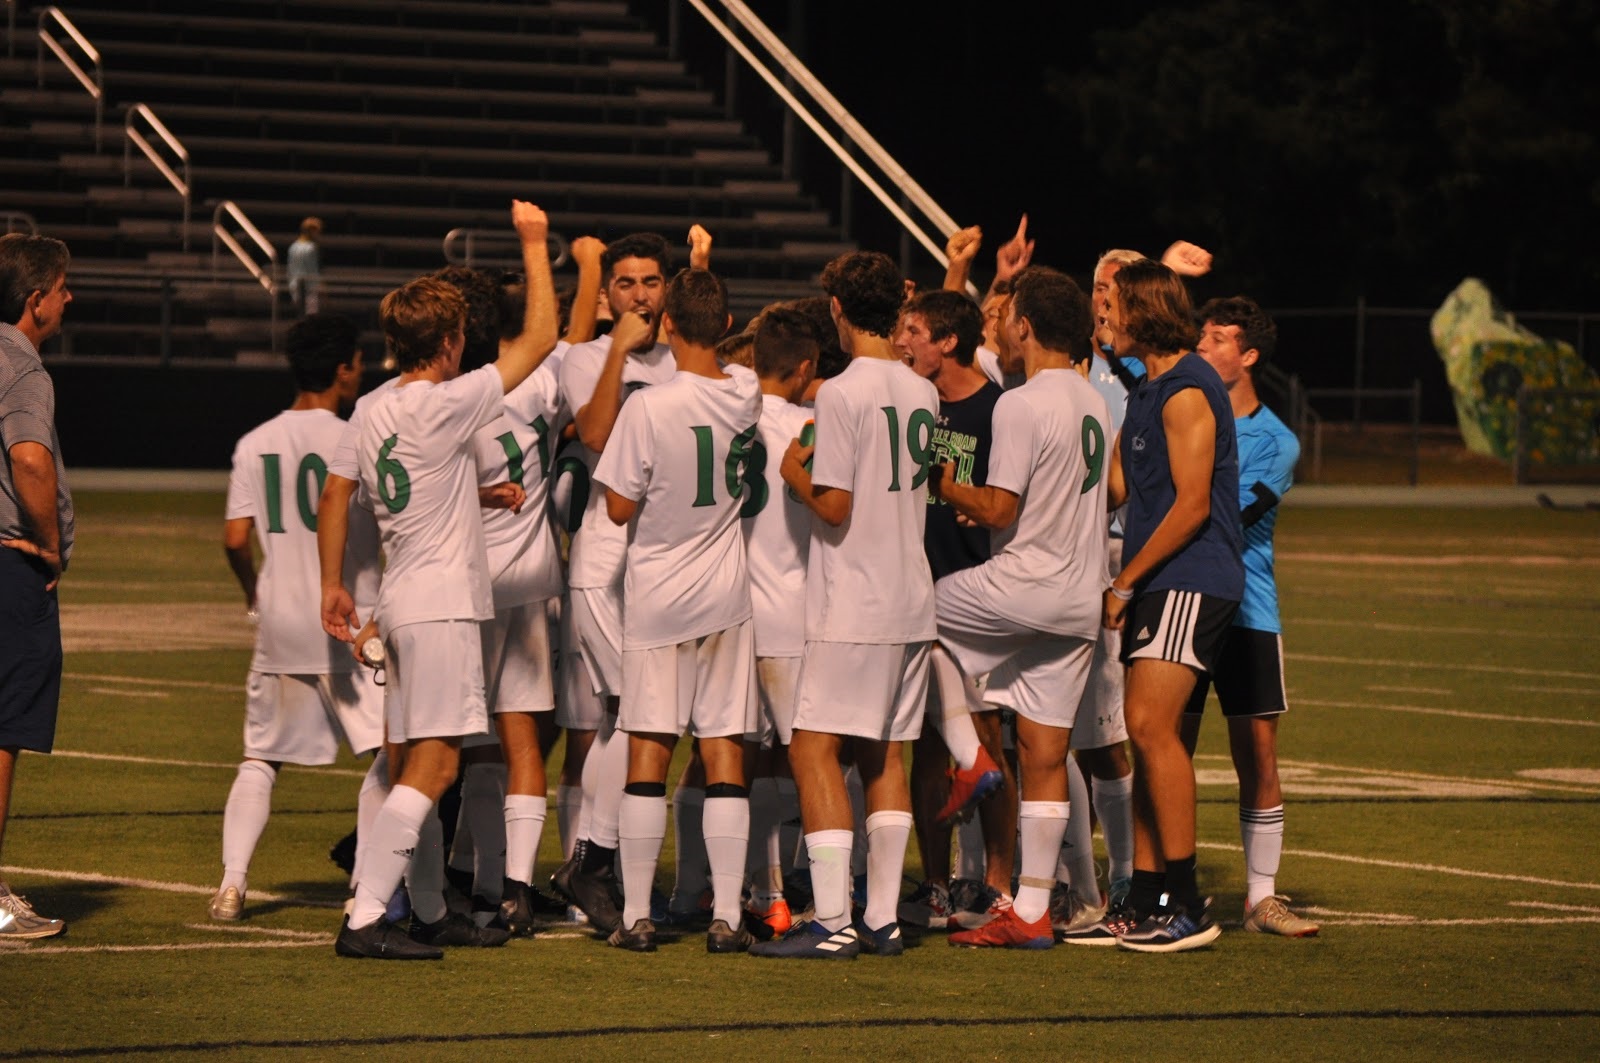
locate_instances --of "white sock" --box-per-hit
[864,810,912,931]
[703,796,750,929]
[1241,804,1285,909]
[804,829,854,932]
[618,792,667,927]
[747,776,783,895]
[349,785,432,929]
[556,783,583,860]
[576,727,605,843]
[589,723,629,849]
[955,815,986,882]
[1094,770,1134,886]
[1060,757,1098,895]
[930,645,983,771]
[351,751,390,890]
[460,762,507,899]
[776,777,803,874]
[220,760,276,893]
[1017,801,1069,923]
[405,807,448,924]
[504,794,547,886]
[845,766,868,879]
[669,785,708,912]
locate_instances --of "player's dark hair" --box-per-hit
[494,270,525,340]
[663,268,729,346]
[380,277,467,372]
[1011,266,1094,362]
[1197,295,1278,367]
[286,313,360,392]
[820,250,903,339]
[779,295,847,379]
[0,232,70,325]
[431,265,500,371]
[754,306,820,380]
[1113,258,1198,353]
[904,289,983,367]
[602,232,672,279]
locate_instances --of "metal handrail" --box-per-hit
[442,228,570,270]
[35,6,103,151]
[211,200,279,352]
[124,104,192,250]
[682,0,972,291]
[2,210,38,235]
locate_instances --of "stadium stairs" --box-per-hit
[0,0,852,364]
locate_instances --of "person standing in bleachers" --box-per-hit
[287,217,324,316]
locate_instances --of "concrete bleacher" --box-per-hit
[1,0,853,362]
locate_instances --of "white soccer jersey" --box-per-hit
[227,408,381,674]
[327,377,397,482]
[806,357,938,644]
[557,335,676,589]
[977,368,1110,638]
[742,393,811,657]
[357,365,504,632]
[474,358,564,608]
[593,365,762,650]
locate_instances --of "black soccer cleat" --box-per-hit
[568,863,624,934]
[705,918,754,954]
[607,917,657,952]
[409,910,513,948]
[334,916,443,960]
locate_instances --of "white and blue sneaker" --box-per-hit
[748,919,860,959]
[1116,901,1220,953]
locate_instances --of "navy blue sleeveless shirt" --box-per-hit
[1119,353,1244,601]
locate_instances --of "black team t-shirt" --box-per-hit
[924,379,1004,580]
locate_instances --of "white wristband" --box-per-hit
[1108,585,1134,601]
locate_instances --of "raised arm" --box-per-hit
[492,200,558,394]
[988,214,1034,300]
[562,236,606,346]
[942,226,982,293]
[688,224,713,271]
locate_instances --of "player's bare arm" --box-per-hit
[603,487,638,526]
[1107,429,1127,509]
[779,438,850,526]
[492,199,558,394]
[988,214,1034,299]
[223,516,257,610]
[1104,388,1216,629]
[688,223,713,270]
[575,309,653,452]
[317,472,359,641]
[942,225,981,293]
[929,461,1018,529]
[478,481,526,514]
[562,235,606,345]
[3,440,62,590]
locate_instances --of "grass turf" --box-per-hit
[1,491,1597,1060]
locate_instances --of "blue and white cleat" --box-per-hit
[748,919,861,959]
[1116,901,1221,953]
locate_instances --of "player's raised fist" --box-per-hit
[610,308,654,354]
[511,200,548,242]
[570,234,605,265]
[688,224,713,270]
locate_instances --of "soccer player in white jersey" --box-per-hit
[551,232,676,933]
[753,251,938,960]
[458,248,563,934]
[212,314,380,921]
[739,306,819,937]
[331,201,559,960]
[592,268,761,953]
[927,266,1110,948]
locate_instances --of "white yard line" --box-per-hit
[1295,697,1599,728]
[1506,685,1600,697]
[0,939,333,955]
[1192,753,1600,797]
[64,672,238,693]
[1511,901,1600,914]
[87,687,171,699]
[1364,685,1453,696]
[48,749,366,778]
[0,865,343,908]
[1292,617,1590,641]
[1280,551,1595,566]
[1196,841,1600,891]
[1288,652,1600,682]
[183,923,329,940]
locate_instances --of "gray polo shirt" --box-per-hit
[0,322,74,565]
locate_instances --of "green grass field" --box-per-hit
[2,491,1598,1060]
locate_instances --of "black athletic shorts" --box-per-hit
[0,546,63,752]
[1183,627,1287,718]
[1119,589,1238,675]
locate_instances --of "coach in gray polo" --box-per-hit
[0,232,74,940]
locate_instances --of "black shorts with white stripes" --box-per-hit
[1119,588,1238,675]
[1183,627,1288,717]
